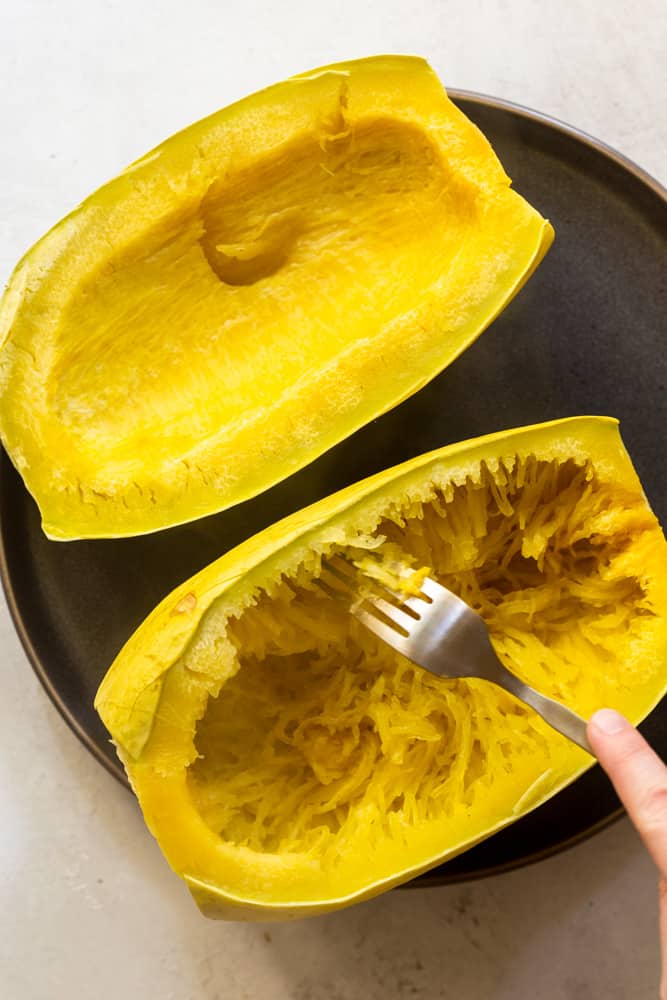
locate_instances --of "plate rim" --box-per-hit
[450,87,666,199]
[2,89,665,884]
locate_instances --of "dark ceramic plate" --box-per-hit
[1,93,666,886]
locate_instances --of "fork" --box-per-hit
[317,554,593,755]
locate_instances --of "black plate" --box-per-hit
[2,93,666,885]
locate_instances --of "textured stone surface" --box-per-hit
[1,2,665,997]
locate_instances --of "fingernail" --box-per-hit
[590,708,629,735]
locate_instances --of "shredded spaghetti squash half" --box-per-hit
[96,417,667,918]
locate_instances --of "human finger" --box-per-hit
[588,708,667,876]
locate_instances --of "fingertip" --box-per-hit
[588,708,631,737]
[587,709,638,762]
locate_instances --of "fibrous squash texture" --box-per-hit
[187,453,657,865]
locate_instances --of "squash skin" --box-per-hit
[95,417,667,919]
[0,56,552,540]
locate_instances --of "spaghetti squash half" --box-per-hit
[0,56,551,539]
[96,417,667,919]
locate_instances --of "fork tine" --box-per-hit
[366,594,420,634]
[315,573,347,602]
[320,555,423,652]
[357,575,436,626]
[388,589,433,617]
[352,604,412,655]
[319,554,352,580]
[418,575,446,602]
[321,554,431,631]
[315,561,356,602]
[327,554,429,606]
[321,556,356,588]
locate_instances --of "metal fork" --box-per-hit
[317,555,593,755]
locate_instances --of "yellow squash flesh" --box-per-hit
[95,417,667,920]
[0,56,552,539]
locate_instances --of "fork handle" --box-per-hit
[490,664,593,755]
